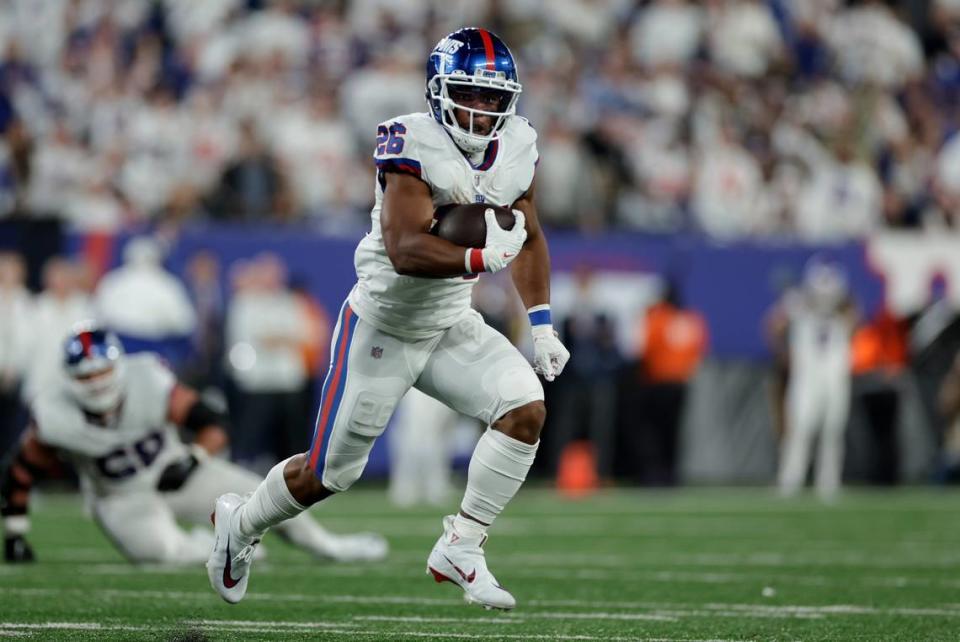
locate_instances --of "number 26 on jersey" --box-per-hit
[376,123,406,155]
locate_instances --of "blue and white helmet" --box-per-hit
[426,27,522,155]
[63,323,126,413]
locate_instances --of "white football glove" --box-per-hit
[466,209,527,273]
[531,325,570,382]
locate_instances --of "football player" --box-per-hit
[771,259,858,500]
[1,324,387,565]
[207,28,569,610]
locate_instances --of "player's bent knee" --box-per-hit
[494,400,546,445]
[319,395,395,493]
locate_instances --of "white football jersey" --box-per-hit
[31,354,189,498]
[348,112,538,340]
[784,292,853,381]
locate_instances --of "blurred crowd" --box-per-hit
[0,0,959,238]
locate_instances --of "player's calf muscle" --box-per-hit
[492,401,546,445]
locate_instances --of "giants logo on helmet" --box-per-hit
[433,37,465,55]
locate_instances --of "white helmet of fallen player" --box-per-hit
[62,323,126,414]
[426,28,522,155]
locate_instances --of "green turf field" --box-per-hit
[2,486,960,641]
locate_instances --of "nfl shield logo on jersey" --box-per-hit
[370,346,383,359]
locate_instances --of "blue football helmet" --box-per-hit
[426,27,522,155]
[63,322,126,413]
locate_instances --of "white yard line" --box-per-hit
[354,616,523,625]
[0,622,150,632]
[356,613,676,624]
[4,587,960,621]
[187,619,355,629]
[0,621,749,642]
[0,562,921,590]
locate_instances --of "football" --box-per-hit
[431,203,518,248]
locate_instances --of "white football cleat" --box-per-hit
[318,532,389,563]
[426,515,516,611]
[206,493,261,604]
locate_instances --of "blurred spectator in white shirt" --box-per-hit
[238,1,311,68]
[537,116,594,227]
[225,253,311,472]
[693,126,765,238]
[179,87,239,193]
[826,0,924,88]
[777,126,883,241]
[163,0,242,45]
[707,0,784,78]
[268,87,363,221]
[22,257,94,403]
[630,0,703,69]
[121,87,186,216]
[25,120,87,218]
[95,236,197,367]
[548,0,632,47]
[340,44,424,145]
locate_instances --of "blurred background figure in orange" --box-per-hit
[632,279,707,486]
[850,305,909,486]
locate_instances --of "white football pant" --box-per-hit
[91,458,335,564]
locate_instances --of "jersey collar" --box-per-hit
[472,138,499,171]
[445,128,500,172]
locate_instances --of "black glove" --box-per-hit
[4,534,35,563]
[156,454,200,492]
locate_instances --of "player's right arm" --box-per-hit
[380,172,474,278]
[1,425,61,563]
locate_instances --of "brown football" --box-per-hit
[431,203,517,248]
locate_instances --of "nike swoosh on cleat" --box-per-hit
[443,554,476,583]
[223,538,241,589]
[502,252,515,259]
